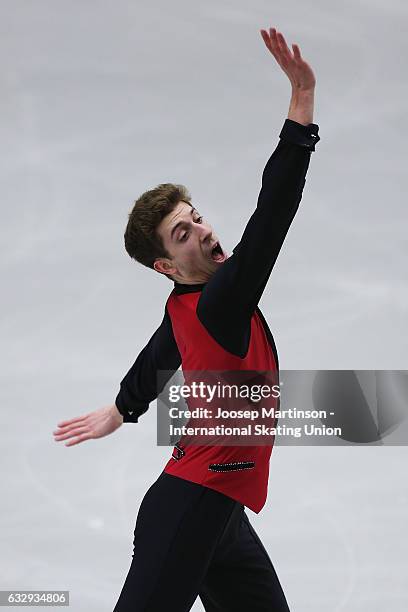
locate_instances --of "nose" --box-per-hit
[199,222,213,245]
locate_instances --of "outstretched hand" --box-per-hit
[260,27,316,91]
[53,404,123,447]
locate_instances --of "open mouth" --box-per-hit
[210,241,226,262]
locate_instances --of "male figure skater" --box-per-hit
[53,26,320,611]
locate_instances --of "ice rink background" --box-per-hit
[1,0,407,610]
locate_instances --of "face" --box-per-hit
[153,201,228,283]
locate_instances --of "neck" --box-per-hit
[172,272,212,285]
[174,278,207,286]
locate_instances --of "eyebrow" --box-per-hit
[170,206,196,241]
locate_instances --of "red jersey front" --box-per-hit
[163,290,278,514]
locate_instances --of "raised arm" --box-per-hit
[197,28,320,348]
[225,114,319,311]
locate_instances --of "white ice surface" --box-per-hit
[1,1,407,610]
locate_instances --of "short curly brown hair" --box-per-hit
[124,183,192,272]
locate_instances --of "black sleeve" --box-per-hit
[197,119,320,354]
[115,305,181,423]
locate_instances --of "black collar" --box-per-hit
[173,281,207,295]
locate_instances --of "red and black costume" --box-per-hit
[113,118,320,611]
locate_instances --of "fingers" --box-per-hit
[54,423,90,439]
[54,429,93,446]
[260,26,302,65]
[260,27,279,60]
[53,419,93,446]
[56,415,87,427]
[64,432,93,447]
[292,43,302,62]
[275,30,292,60]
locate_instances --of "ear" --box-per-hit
[153,258,177,276]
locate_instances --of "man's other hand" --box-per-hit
[52,404,124,447]
[260,26,316,91]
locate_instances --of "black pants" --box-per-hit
[113,471,290,612]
